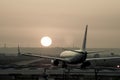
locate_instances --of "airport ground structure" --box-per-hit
[0,67,119,80]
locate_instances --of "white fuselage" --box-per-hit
[60,51,79,58]
[59,50,87,64]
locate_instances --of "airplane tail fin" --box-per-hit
[62,25,88,53]
[18,45,21,56]
[81,25,88,51]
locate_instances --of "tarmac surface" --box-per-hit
[0,67,120,80]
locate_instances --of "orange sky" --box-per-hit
[0,0,120,48]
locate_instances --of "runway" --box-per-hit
[0,67,120,80]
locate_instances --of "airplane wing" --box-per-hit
[86,57,120,61]
[87,51,106,54]
[14,58,44,65]
[22,54,69,62]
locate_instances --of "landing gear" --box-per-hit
[62,62,67,68]
[81,61,91,69]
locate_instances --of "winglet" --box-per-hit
[18,44,21,56]
[81,25,88,51]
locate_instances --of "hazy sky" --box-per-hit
[0,0,120,48]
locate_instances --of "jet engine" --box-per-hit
[51,59,59,66]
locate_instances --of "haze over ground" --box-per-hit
[0,0,120,48]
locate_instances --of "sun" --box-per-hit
[41,36,52,47]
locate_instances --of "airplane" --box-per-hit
[22,25,120,68]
